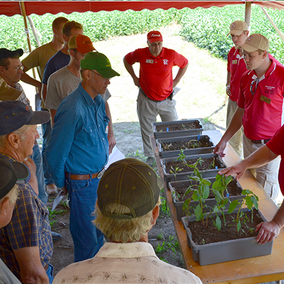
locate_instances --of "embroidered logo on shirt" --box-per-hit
[264,86,275,96]
[232,60,238,64]
[163,59,169,65]
[146,59,154,64]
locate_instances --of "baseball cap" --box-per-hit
[0,78,22,101]
[240,34,269,52]
[68,34,96,54]
[80,52,120,78]
[0,157,29,199]
[147,31,163,43]
[0,48,23,61]
[0,101,50,135]
[97,158,160,219]
[227,21,248,36]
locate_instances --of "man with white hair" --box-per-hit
[0,101,53,284]
[0,48,47,204]
[53,158,203,284]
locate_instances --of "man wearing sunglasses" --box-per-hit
[215,34,284,202]
[46,52,120,263]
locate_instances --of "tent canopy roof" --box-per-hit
[1,1,284,17]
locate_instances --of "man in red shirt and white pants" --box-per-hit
[215,34,284,202]
[123,31,188,165]
[226,21,249,157]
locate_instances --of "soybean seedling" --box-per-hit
[228,189,259,234]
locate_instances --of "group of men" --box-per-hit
[1,13,284,282]
[215,21,284,242]
[0,15,199,283]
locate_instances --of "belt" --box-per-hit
[65,169,105,180]
[139,88,173,102]
[250,139,270,144]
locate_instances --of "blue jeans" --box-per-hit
[41,116,54,186]
[46,263,53,284]
[32,144,47,204]
[65,176,104,262]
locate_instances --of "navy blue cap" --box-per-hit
[0,101,50,135]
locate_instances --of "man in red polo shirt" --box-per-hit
[123,31,188,165]
[226,21,249,157]
[215,34,284,202]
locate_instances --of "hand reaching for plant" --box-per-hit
[255,221,281,244]
[218,163,247,180]
[213,140,227,157]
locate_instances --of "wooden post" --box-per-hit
[261,6,284,44]
[19,1,37,88]
[245,1,252,29]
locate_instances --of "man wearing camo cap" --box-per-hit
[53,158,203,284]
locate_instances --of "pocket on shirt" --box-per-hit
[83,125,99,146]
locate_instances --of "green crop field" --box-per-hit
[0,5,283,63]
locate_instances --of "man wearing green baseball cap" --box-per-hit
[46,52,120,263]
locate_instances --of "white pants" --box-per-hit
[226,99,243,157]
[137,91,178,157]
[243,134,280,201]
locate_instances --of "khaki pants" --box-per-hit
[137,91,178,157]
[226,99,243,157]
[243,134,280,201]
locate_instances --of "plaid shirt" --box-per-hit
[14,83,30,106]
[0,154,53,279]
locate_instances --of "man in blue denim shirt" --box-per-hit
[46,52,120,262]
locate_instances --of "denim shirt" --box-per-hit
[46,83,109,188]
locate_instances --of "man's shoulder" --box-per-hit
[22,42,53,61]
[48,66,70,82]
[33,42,53,53]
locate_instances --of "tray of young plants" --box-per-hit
[169,163,244,221]
[153,119,203,139]
[161,150,226,186]
[180,186,273,266]
[156,134,215,158]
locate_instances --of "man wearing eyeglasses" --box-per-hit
[0,48,46,204]
[215,34,284,202]
[46,52,120,263]
[123,31,188,166]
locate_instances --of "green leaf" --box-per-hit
[228,199,239,213]
[214,215,222,231]
[225,175,233,185]
[252,196,259,210]
[192,191,199,201]
[202,185,210,199]
[237,220,241,232]
[194,204,203,221]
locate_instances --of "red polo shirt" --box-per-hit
[125,47,188,101]
[227,47,247,102]
[228,48,281,103]
[266,125,284,194]
[237,58,284,140]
